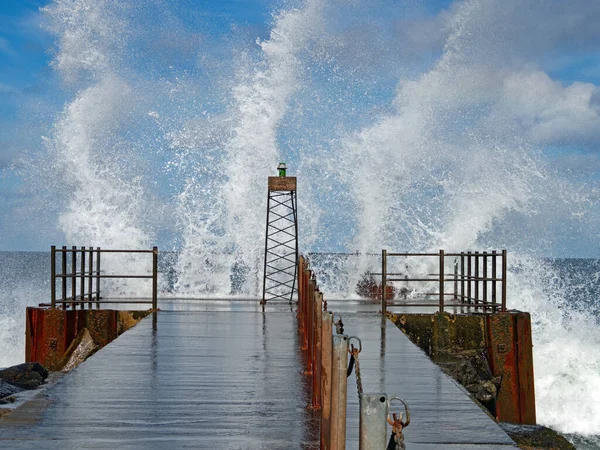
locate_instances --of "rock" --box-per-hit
[0,395,16,404]
[466,380,497,403]
[499,423,576,450]
[0,380,23,399]
[61,328,97,372]
[437,350,502,415]
[0,362,48,390]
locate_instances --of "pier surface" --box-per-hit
[0,302,518,449]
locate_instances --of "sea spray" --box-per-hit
[174,0,325,296]
[43,0,152,296]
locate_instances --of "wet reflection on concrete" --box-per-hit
[0,300,518,449]
[342,313,519,449]
[0,303,319,449]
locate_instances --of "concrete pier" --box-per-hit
[1,302,519,449]
[341,312,518,449]
[1,304,319,449]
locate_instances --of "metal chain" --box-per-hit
[334,315,344,334]
[347,338,363,398]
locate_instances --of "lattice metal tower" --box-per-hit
[261,163,298,304]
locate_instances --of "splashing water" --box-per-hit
[1,0,599,442]
[174,0,325,296]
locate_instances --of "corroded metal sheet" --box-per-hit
[268,176,297,191]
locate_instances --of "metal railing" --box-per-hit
[381,249,507,315]
[49,246,158,311]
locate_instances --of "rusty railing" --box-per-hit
[381,249,507,315]
[49,246,158,311]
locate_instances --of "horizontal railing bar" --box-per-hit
[40,300,153,306]
[445,253,503,257]
[387,252,438,257]
[386,252,503,257]
[54,271,98,277]
[55,274,153,279]
[53,249,154,253]
[387,277,504,282]
[386,302,501,308]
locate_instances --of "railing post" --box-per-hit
[96,247,101,308]
[453,258,458,302]
[88,247,93,309]
[51,245,56,308]
[330,334,349,450]
[502,249,507,312]
[460,252,465,305]
[359,394,388,450]
[475,251,480,306]
[81,246,86,310]
[152,246,158,311]
[439,249,445,313]
[61,246,67,310]
[71,246,77,310]
[381,249,387,315]
[321,311,333,448]
[467,252,472,304]
[492,250,497,312]
[483,251,488,311]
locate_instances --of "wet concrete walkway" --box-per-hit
[0,301,518,449]
[0,305,319,449]
[340,310,519,449]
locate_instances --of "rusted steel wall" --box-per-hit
[26,307,150,371]
[388,311,536,425]
[486,312,536,425]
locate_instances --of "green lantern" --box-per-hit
[277,162,287,177]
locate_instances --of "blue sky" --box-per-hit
[1,0,599,255]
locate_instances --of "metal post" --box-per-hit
[307,277,315,375]
[51,245,56,308]
[492,250,497,311]
[96,247,101,308]
[381,249,387,315]
[302,268,309,351]
[152,246,158,311]
[359,394,388,450]
[71,246,77,310]
[298,257,304,333]
[292,190,299,305]
[330,335,349,450]
[61,246,67,309]
[261,191,271,305]
[483,251,488,311]
[502,249,507,312]
[460,252,465,305]
[467,252,472,304]
[312,291,323,409]
[439,249,445,312]
[88,247,93,309]
[321,311,333,448]
[474,251,479,305]
[453,258,458,302]
[81,246,86,310]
